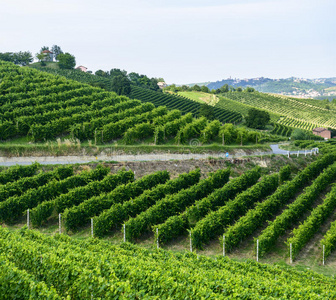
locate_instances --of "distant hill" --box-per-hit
[205,77,336,99]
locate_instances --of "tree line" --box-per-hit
[164,83,255,94]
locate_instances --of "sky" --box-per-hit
[0,0,335,84]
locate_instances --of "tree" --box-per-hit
[245,108,270,129]
[193,85,201,92]
[51,45,63,61]
[40,46,49,52]
[35,52,46,66]
[236,87,243,92]
[95,69,109,77]
[110,68,127,77]
[13,51,33,66]
[291,129,307,140]
[58,52,76,69]
[245,87,255,92]
[220,84,229,93]
[0,51,33,66]
[0,52,13,62]
[199,104,214,120]
[111,75,131,95]
[201,86,209,93]
[128,72,141,83]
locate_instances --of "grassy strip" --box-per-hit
[0,143,271,157]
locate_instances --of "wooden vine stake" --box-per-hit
[27,209,30,229]
[323,244,325,266]
[223,234,225,257]
[59,213,61,234]
[190,231,193,253]
[256,239,259,262]
[91,218,93,238]
[290,243,293,264]
[156,228,159,249]
[123,224,126,242]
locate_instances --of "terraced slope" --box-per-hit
[1,227,335,298]
[217,92,336,129]
[3,61,278,146]
[130,86,243,123]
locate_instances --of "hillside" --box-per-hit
[129,86,242,124]
[1,153,336,295]
[206,77,336,99]
[1,61,284,148]
[177,91,219,106]
[218,91,336,130]
[29,64,243,126]
[171,90,336,132]
[1,226,336,298]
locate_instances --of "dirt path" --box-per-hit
[0,152,267,166]
[0,144,318,166]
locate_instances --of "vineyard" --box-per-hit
[217,91,336,130]
[129,86,243,123]
[1,157,336,298]
[1,61,283,146]
[2,228,336,298]
[29,64,243,124]
[0,154,336,259]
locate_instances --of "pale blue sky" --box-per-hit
[1,0,335,83]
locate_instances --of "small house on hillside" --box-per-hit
[312,127,331,139]
[157,82,167,89]
[76,66,88,72]
[41,50,53,62]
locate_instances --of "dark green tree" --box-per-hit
[0,52,13,62]
[193,85,201,92]
[111,75,131,95]
[40,46,49,52]
[220,84,229,93]
[291,129,307,140]
[128,72,140,83]
[201,86,209,93]
[199,104,214,120]
[51,45,63,61]
[95,69,109,77]
[110,68,127,77]
[58,52,76,69]
[245,87,255,92]
[0,51,33,66]
[245,108,270,129]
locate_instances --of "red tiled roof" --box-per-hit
[313,127,328,133]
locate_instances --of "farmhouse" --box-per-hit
[76,65,88,72]
[312,127,331,139]
[157,82,167,89]
[41,50,53,62]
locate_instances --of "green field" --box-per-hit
[178,91,219,106]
